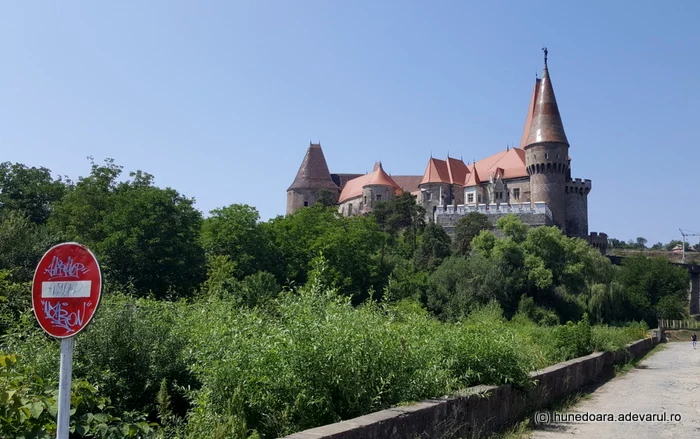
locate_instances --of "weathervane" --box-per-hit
[542,46,548,66]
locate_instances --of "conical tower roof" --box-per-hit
[363,162,402,190]
[524,61,568,147]
[287,143,340,191]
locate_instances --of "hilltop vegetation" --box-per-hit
[0,159,689,438]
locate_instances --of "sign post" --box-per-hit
[32,242,102,439]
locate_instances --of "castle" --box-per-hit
[287,51,603,246]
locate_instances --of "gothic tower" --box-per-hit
[286,142,340,215]
[523,49,569,232]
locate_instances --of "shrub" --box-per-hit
[73,292,193,420]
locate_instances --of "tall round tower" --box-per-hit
[524,49,569,232]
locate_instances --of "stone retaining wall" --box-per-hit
[282,337,657,439]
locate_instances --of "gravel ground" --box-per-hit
[528,342,700,438]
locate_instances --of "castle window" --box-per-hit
[364,196,367,205]
[545,153,549,159]
[467,193,474,204]
[426,192,432,201]
[304,201,308,207]
[376,194,382,201]
[348,203,353,215]
[478,195,482,204]
[513,188,520,200]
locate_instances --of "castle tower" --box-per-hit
[286,142,340,215]
[523,49,569,232]
[361,162,402,213]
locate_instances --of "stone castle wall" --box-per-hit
[436,211,553,235]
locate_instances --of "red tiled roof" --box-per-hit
[338,163,407,203]
[420,158,450,185]
[392,176,423,194]
[366,163,402,189]
[420,157,470,185]
[464,164,481,186]
[463,148,528,187]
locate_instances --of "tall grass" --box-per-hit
[1,285,648,439]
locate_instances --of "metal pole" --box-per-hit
[56,337,74,439]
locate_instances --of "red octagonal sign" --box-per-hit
[32,242,102,338]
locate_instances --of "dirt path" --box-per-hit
[528,342,700,438]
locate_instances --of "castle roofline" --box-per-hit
[287,142,340,191]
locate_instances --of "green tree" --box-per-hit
[50,159,205,298]
[414,222,451,271]
[0,211,58,282]
[452,212,491,255]
[497,214,528,243]
[373,192,425,258]
[201,204,282,280]
[267,205,385,299]
[0,162,66,224]
[615,255,689,325]
[315,189,339,208]
[636,237,648,249]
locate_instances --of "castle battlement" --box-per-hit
[438,201,552,220]
[589,231,608,254]
[565,177,592,195]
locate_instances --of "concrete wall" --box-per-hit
[281,337,657,439]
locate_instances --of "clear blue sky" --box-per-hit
[1,1,698,245]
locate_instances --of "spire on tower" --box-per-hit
[542,46,548,66]
[524,50,568,147]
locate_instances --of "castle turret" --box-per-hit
[286,142,340,214]
[523,49,569,232]
[361,162,402,213]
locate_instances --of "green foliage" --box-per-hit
[383,257,428,302]
[452,212,491,255]
[0,272,32,336]
[50,159,205,298]
[268,206,385,299]
[200,204,282,281]
[515,295,559,326]
[615,255,689,325]
[183,289,535,438]
[655,295,688,320]
[0,211,58,282]
[0,354,153,438]
[549,314,593,361]
[373,192,425,237]
[73,293,193,419]
[591,322,648,352]
[314,189,338,208]
[413,222,451,271]
[496,214,528,243]
[0,162,67,225]
[0,158,687,439]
